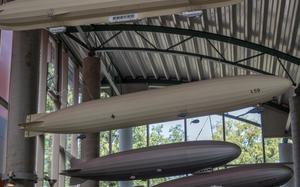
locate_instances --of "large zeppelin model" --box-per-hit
[61,141,241,185]
[0,0,241,30]
[21,75,291,134]
[154,164,293,187]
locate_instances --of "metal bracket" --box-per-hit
[2,171,38,182]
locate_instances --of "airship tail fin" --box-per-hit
[70,158,85,169]
[68,158,87,185]
[70,177,86,185]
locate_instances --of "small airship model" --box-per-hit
[61,141,241,185]
[154,164,293,187]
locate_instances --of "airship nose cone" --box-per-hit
[277,165,293,181]
[203,141,241,164]
[228,143,242,159]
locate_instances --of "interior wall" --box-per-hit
[262,105,290,138]
[0,30,12,177]
[0,112,7,175]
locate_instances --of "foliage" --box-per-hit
[213,119,280,164]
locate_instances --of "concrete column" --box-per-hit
[80,55,100,187]
[51,134,60,186]
[119,128,133,187]
[35,30,49,187]
[50,44,69,187]
[279,142,294,187]
[290,95,300,187]
[118,84,148,187]
[58,45,69,187]
[6,31,40,187]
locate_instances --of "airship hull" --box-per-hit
[154,164,293,187]
[22,75,291,134]
[0,0,241,30]
[61,141,241,185]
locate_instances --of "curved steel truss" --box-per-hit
[62,24,300,85]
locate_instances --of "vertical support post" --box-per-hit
[35,30,49,187]
[80,55,100,187]
[109,130,112,155]
[51,135,60,187]
[118,84,148,187]
[6,31,40,187]
[184,117,187,142]
[50,38,60,187]
[146,124,150,187]
[279,141,294,187]
[261,120,266,163]
[222,113,226,142]
[58,46,69,187]
[146,125,150,147]
[119,128,133,187]
[50,43,69,187]
[290,94,300,187]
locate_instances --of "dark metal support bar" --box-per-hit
[277,58,297,86]
[135,31,157,49]
[263,101,289,113]
[99,31,122,48]
[261,117,267,163]
[66,24,300,66]
[184,117,187,142]
[60,33,124,80]
[235,53,265,64]
[94,47,273,76]
[222,114,226,142]
[57,34,82,67]
[64,33,90,50]
[223,113,261,127]
[206,39,226,61]
[167,36,194,50]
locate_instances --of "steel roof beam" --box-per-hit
[94,47,273,76]
[66,24,300,66]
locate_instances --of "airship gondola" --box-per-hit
[0,0,241,31]
[61,141,241,185]
[21,75,292,134]
[154,164,293,187]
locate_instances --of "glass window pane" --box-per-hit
[100,131,110,156]
[111,130,120,153]
[225,117,263,164]
[265,138,281,163]
[228,107,262,123]
[149,120,184,146]
[187,115,223,141]
[133,125,147,149]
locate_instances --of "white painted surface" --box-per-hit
[0,0,241,30]
[24,75,291,133]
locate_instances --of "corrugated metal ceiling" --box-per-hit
[63,0,300,86]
